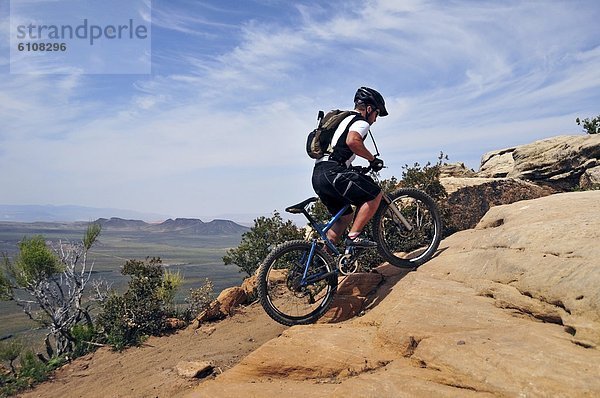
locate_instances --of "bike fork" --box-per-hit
[382,194,413,231]
[300,242,318,283]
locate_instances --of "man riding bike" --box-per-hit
[311,86,388,248]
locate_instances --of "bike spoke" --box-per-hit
[374,189,442,267]
[259,241,336,325]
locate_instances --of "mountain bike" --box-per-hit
[257,166,442,326]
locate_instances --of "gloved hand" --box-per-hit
[369,157,384,172]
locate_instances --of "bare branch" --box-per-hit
[4,225,101,358]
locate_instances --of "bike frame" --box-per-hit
[288,165,416,287]
[298,204,349,286]
[295,191,413,286]
[308,204,350,255]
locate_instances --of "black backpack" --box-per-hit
[306,110,364,159]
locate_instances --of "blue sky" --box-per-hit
[1,0,599,222]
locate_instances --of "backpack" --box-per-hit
[306,110,363,159]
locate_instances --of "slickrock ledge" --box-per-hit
[478,135,600,190]
[188,191,600,397]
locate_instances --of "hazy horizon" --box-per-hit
[0,203,271,224]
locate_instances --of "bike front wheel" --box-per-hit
[373,188,442,268]
[258,240,337,326]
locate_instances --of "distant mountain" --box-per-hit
[150,218,250,234]
[94,217,249,235]
[0,204,168,223]
[155,218,205,233]
[204,220,251,235]
[200,212,272,227]
[95,217,150,230]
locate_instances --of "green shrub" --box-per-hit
[576,114,600,134]
[158,270,184,312]
[96,294,133,350]
[401,153,458,238]
[10,236,63,286]
[71,324,97,358]
[182,278,215,320]
[96,257,184,350]
[0,339,24,375]
[0,264,10,301]
[18,350,47,385]
[0,344,51,397]
[45,355,67,370]
[223,212,304,276]
[399,152,448,201]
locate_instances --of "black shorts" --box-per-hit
[311,161,381,216]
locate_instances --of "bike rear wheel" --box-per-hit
[373,188,442,268]
[258,240,337,326]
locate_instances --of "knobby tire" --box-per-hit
[373,188,442,268]
[257,240,337,326]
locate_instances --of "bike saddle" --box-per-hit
[285,197,318,214]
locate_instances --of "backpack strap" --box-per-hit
[329,113,367,164]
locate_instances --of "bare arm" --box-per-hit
[346,131,375,162]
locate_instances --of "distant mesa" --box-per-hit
[0,205,250,236]
[95,217,148,230]
[205,219,252,235]
[94,217,249,235]
[156,218,206,232]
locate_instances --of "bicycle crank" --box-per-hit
[337,253,359,275]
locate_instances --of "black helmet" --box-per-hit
[354,86,388,116]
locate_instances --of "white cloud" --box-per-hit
[151,6,237,36]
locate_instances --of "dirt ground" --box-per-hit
[17,303,287,398]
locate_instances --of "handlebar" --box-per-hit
[349,165,373,174]
[349,164,386,174]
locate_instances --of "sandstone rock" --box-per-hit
[510,135,600,186]
[319,295,367,323]
[478,148,515,178]
[318,272,384,323]
[442,178,555,233]
[240,275,258,298]
[336,272,383,297]
[478,135,600,189]
[580,165,600,189]
[196,301,224,323]
[165,318,186,330]
[176,360,214,379]
[187,191,600,398]
[432,190,600,346]
[371,262,413,278]
[439,162,476,178]
[196,286,249,323]
[216,287,247,315]
[440,176,502,195]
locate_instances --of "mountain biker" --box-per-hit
[311,86,388,248]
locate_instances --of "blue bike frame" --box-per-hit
[298,203,351,286]
[313,204,351,254]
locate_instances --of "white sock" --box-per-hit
[348,232,360,239]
